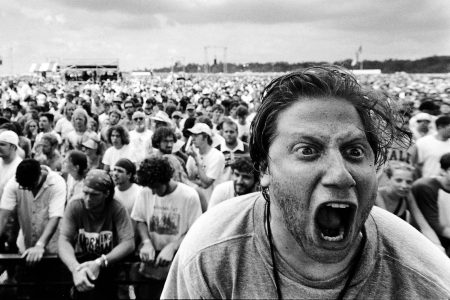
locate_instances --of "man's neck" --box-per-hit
[225,140,238,150]
[269,202,362,281]
[136,127,145,133]
[118,181,132,191]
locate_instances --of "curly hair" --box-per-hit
[250,65,411,178]
[66,150,89,177]
[152,127,176,149]
[137,156,174,187]
[106,125,130,145]
[231,156,258,181]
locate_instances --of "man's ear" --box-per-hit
[259,161,270,187]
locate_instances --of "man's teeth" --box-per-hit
[321,228,345,242]
[326,203,350,209]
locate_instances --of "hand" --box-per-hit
[22,245,45,266]
[76,260,101,281]
[155,243,176,267]
[73,267,96,292]
[139,242,155,263]
[186,146,197,159]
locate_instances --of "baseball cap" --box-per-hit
[415,112,432,122]
[188,123,212,136]
[132,111,146,120]
[0,130,19,147]
[172,111,183,119]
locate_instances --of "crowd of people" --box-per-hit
[0,69,449,299]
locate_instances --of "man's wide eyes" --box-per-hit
[345,147,365,159]
[296,147,319,157]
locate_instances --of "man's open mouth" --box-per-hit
[315,202,356,242]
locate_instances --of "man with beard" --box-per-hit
[162,66,450,299]
[208,156,257,208]
[34,133,63,171]
[152,126,188,164]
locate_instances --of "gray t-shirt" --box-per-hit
[162,193,450,299]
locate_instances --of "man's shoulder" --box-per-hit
[412,176,440,189]
[178,192,261,262]
[370,207,450,289]
[46,168,66,186]
[174,182,198,196]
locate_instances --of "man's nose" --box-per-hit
[321,151,356,189]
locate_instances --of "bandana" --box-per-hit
[84,169,113,192]
[115,158,136,175]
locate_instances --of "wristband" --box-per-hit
[35,241,45,248]
[102,254,108,268]
[95,255,108,268]
[143,239,151,244]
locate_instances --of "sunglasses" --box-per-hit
[134,117,144,121]
[125,106,134,109]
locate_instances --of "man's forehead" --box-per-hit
[113,166,126,172]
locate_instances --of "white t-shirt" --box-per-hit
[129,129,153,164]
[102,144,136,168]
[114,183,142,215]
[186,147,225,202]
[416,135,450,178]
[0,155,22,198]
[54,117,74,139]
[131,183,202,279]
[131,183,201,250]
[208,180,235,209]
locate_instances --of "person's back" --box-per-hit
[162,194,450,299]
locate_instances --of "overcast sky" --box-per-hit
[0,0,449,74]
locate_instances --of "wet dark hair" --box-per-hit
[39,112,54,124]
[137,156,174,186]
[231,156,258,181]
[107,125,130,145]
[16,159,41,190]
[435,115,450,129]
[66,150,89,177]
[250,65,410,178]
[152,127,177,149]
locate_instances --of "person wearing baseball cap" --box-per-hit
[130,111,153,164]
[185,123,225,211]
[0,130,22,255]
[59,169,135,299]
[0,130,21,195]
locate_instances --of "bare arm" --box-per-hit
[0,209,11,237]
[136,221,155,263]
[58,231,81,273]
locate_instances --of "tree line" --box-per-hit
[146,56,450,74]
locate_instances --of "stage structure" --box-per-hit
[204,46,227,73]
[59,58,120,82]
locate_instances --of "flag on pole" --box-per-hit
[351,46,363,67]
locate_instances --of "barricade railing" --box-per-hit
[0,253,152,299]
